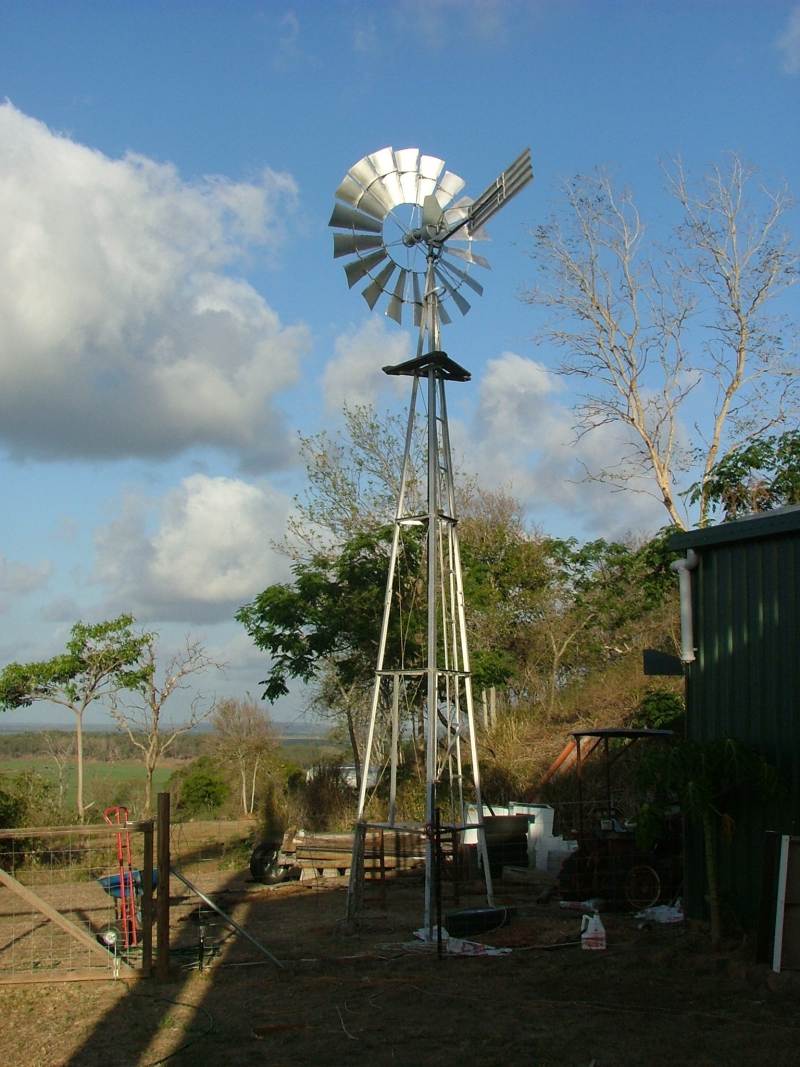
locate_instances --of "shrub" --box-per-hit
[0,780,24,828]
[631,687,685,731]
[171,757,230,818]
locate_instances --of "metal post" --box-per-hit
[424,360,438,935]
[576,738,584,840]
[439,380,494,906]
[388,673,399,825]
[354,374,421,823]
[156,792,170,981]
[435,806,443,959]
[346,303,495,924]
[141,820,154,978]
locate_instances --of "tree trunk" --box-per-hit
[144,763,155,818]
[344,706,362,794]
[240,766,248,817]
[74,709,85,822]
[249,757,260,816]
[703,809,722,951]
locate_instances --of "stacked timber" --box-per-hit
[289,829,429,880]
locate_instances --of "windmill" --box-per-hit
[329,146,533,932]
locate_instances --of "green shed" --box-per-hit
[670,506,800,927]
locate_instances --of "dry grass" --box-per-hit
[1,873,799,1066]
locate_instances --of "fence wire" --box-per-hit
[0,823,152,983]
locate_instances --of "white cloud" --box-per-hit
[40,596,83,623]
[0,104,310,467]
[462,351,667,538]
[322,318,410,414]
[777,5,800,74]
[94,474,292,622]
[0,555,52,596]
[353,14,379,53]
[395,0,519,49]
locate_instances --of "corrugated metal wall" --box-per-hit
[672,510,800,925]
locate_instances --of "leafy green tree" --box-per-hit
[687,429,800,523]
[531,532,678,716]
[459,489,550,700]
[237,525,424,785]
[171,756,230,818]
[0,615,153,821]
[0,780,24,828]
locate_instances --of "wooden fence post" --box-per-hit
[156,792,171,981]
[140,819,154,978]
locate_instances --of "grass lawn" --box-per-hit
[0,757,175,812]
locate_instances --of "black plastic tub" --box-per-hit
[482,815,530,878]
[445,906,512,938]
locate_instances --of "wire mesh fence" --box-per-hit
[0,821,153,984]
[168,818,255,895]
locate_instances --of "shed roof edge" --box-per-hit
[670,504,800,550]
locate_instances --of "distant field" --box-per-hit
[0,757,174,800]
[276,738,343,766]
[0,741,344,793]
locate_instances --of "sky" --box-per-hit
[0,0,798,727]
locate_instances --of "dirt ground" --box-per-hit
[1,870,799,1067]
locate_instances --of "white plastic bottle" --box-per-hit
[581,911,607,950]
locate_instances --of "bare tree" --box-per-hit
[108,637,224,816]
[525,155,798,528]
[212,697,277,816]
[41,731,74,813]
[284,401,425,558]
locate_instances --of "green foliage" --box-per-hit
[291,761,354,831]
[0,770,59,827]
[470,648,519,691]
[687,430,800,523]
[237,525,424,702]
[459,493,551,690]
[0,781,24,828]
[631,687,685,731]
[171,756,230,818]
[0,730,209,761]
[638,738,780,826]
[544,532,677,634]
[0,615,154,712]
[636,736,781,947]
[10,770,61,825]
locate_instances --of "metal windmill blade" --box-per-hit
[329,145,533,335]
[329,147,483,326]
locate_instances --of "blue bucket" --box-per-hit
[98,869,159,899]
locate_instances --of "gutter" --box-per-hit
[670,549,699,663]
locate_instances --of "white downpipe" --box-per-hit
[670,549,699,663]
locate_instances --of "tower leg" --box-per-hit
[345,351,494,927]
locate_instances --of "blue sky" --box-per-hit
[0,1,798,726]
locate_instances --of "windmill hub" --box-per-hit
[329,145,532,327]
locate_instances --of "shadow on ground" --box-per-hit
[4,867,800,1067]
